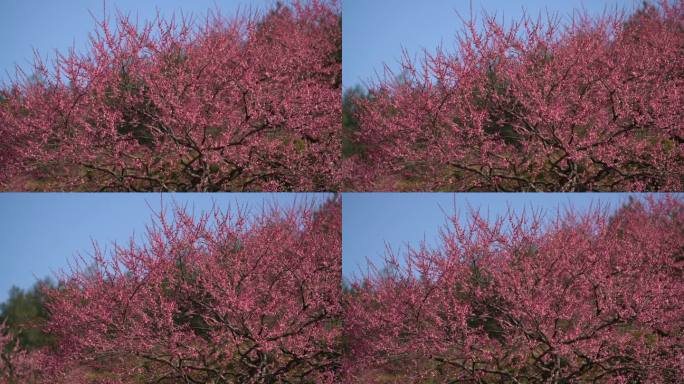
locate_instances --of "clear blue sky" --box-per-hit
[343,0,639,89]
[0,0,277,83]
[0,193,331,303]
[342,193,679,280]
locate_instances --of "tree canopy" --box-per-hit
[0,0,341,192]
[347,1,683,191]
[1,198,342,383]
[343,196,684,382]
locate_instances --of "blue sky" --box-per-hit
[341,193,678,280]
[343,0,639,89]
[0,0,276,84]
[0,193,330,302]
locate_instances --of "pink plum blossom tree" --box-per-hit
[4,198,342,383]
[344,196,684,383]
[0,0,341,191]
[348,1,683,191]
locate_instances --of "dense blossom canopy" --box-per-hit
[349,1,683,191]
[1,198,341,383]
[344,197,684,383]
[0,0,341,191]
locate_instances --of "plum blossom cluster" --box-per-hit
[2,199,341,383]
[344,197,684,383]
[349,1,683,191]
[0,0,341,191]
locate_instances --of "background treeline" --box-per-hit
[0,279,54,351]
